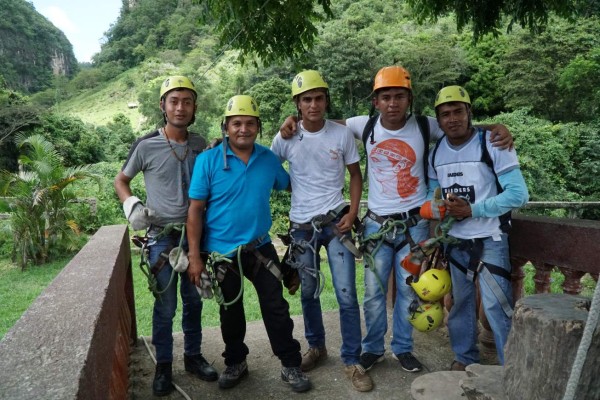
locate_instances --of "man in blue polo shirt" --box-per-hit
[186,95,312,393]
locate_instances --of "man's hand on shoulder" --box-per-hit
[488,124,514,150]
[280,115,298,139]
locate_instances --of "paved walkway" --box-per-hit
[129,309,476,400]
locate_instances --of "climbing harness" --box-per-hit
[357,208,422,294]
[445,236,513,318]
[286,204,359,299]
[132,223,188,299]
[202,235,284,309]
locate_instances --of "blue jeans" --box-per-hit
[361,217,429,355]
[446,234,513,365]
[291,221,362,365]
[148,233,204,363]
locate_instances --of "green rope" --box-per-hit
[205,246,245,309]
[359,219,409,294]
[139,223,187,298]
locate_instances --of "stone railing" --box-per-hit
[0,225,136,400]
[476,213,600,356]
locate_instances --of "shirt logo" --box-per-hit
[443,183,476,203]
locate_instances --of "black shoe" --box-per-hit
[218,361,248,389]
[153,362,175,397]
[184,353,218,381]
[281,366,312,393]
[393,352,423,372]
[359,352,385,371]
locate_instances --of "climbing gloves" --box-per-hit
[123,196,155,231]
[420,187,446,220]
[196,271,214,299]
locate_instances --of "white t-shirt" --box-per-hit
[271,119,360,223]
[346,115,444,215]
[428,130,520,239]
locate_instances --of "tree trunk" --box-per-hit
[503,293,600,400]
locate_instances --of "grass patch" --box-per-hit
[0,258,68,340]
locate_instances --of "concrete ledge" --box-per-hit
[0,225,136,400]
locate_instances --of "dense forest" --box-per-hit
[0,0,599,267]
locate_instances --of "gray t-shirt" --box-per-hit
[121,129,206,226]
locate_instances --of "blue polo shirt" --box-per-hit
[189,140,290,255]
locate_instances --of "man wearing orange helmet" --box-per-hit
[271,71,370,392]
[280,65,513,375]
[114,76,217,396]
[426,85,528,370]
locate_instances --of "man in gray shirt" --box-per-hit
[114,75,217,397]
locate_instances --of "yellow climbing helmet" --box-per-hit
[410,268,452,302]
[434,85,471,108]
[291,70,329,98]
[408,301,444,332]
[373,66,412,92]
[224,95,260,117]
[160,75,197,99]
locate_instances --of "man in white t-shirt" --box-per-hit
[425,86,528,370]
[271,70,371,392]
[280,66,514,377]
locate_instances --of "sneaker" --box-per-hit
[300,346,328,372]
[450,360,467,371]
[344,364,373,392]
[184,353,218,381]
[281,366,312,393]
[152,362,174,397]
[359,352,385,371]
[393,352,423,372]
[218,361,248,389]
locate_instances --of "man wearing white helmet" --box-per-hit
[114,76,217,396]
[426,85,528,370]
[187,95,312,393]
[271,70,371,392]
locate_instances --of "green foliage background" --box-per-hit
[0,0,599,336]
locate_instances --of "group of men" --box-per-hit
[114,66,529,396]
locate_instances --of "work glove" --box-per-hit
[168,247,189,273]
[401,251,425,276]
[123,196,155,231]
[420,187,446,220]
[195,271,214,299]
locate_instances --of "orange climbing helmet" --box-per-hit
[373,66,412,92]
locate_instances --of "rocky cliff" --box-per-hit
[0,0,78,93]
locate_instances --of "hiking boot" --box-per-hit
[393,352,423,372]
[152,362,174,397]
[281,366,312,393]
[359,352,385,371]
[184,353,218,381]
[450,360,467,371]
[300,346,328,372]
[344,364,373,392]
[218,361,248,389]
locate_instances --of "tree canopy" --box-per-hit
[406,0,590,39]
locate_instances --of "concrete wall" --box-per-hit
[0,225,136,400]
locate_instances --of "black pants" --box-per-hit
[219,242,301,368]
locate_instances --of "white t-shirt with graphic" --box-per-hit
[271,119,360,223]
[346,115,443,215]
[428,130,520,239]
